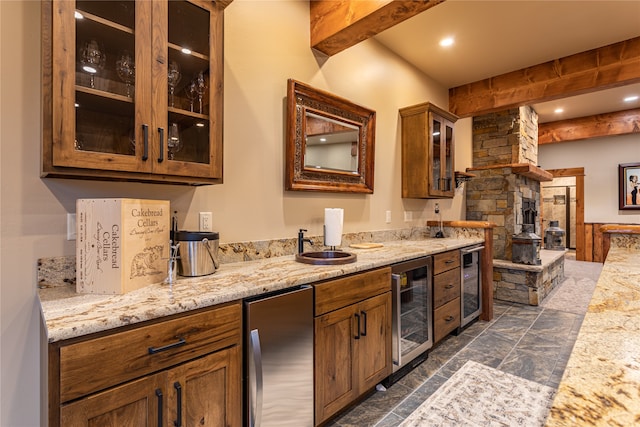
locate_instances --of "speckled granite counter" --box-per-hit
[39,237,482,343]
[546,230,640,426]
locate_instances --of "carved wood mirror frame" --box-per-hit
[285,79,376,193]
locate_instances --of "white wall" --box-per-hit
[0,1,471,425]
[538,133,640,224]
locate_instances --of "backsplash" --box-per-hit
[37,225,484,288]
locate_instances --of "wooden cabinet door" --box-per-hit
[356,292,392,392]
[428,112,455,197]
[314,304,357,424]
[166,346,242,427]
[60,373,164,427]
[51,0,153,174]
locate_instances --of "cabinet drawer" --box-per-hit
[315,268,391,316]
[433,250,460,274]
[59,302,241,403]
[433,267,461,308]
[433,297,461,343]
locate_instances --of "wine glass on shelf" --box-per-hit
[79,39,106,89]
[185,81,197,113]
[116,51,135,98]
[167,61,181,108]
[195,72,207,114]
[167,122,182,160]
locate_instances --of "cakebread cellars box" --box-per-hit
[76,198,170,294]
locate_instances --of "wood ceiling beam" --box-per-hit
[310,0,444,56]
[538,108,640,144]
[449,37,640,118]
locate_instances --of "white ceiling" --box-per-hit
[372,0,640,122]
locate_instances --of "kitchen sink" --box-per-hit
[295,251,357,265]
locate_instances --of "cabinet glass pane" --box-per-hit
[399,267,430,359]
[167,1,211,164]
[444,123,454,192]
[75,1,136,155]
[432,120,441,192]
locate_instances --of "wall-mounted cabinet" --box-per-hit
[42,0,228,185]
[400,102,458,198]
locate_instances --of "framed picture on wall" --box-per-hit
[619,162,640,210]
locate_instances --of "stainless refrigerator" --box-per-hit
[244,286,314,427]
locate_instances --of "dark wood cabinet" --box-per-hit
[314,268,392,425]
[42,0,228,185]
[432,250,461,343]
[400,102,458,198]
[48,302,242,427]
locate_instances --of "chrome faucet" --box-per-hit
[298,229,313,254]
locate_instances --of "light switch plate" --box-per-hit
[67,213,76,240]
[385,210,391,223]
[404,211,412,222]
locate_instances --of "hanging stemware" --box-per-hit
[115,51,135,97]
[167,61,181,108]
[195,72,207,114]
[79,39,106,89]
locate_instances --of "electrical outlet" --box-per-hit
[435,203,440,214]
[199,212,212,231]
[403,211,412,222]
[385,210,391,223]
[67,213,76,240]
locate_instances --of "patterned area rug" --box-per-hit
[399,361,556,427]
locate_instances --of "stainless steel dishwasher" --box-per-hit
[244,286,314,427]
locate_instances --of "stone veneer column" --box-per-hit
[466,106,540,260]
[472,106,538,168]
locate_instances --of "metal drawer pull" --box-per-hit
[361,310,367,336]
[444,284,454,289]
[174,382,182,427]
[148,337,186,354]
[142,124,149,161]
[157,127,165,163]
[155,389,163,427]
[445,260,455,264]
[444,315,455,322]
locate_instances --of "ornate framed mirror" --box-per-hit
[286,79,376,193]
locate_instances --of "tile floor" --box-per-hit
[326,256,602,427]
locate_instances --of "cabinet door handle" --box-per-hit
[354,313,361,340]
[155,389,163,427]
[444,284,454,289]
[157,127,164,163]
[360,310,367,336]
[249,329,263,427]
[142,124,149,161]
[445,260,455,264]
[444,315,454,322]
[174,381,182,427]
[148,337,186,354]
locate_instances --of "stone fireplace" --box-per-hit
[465,106,565,305]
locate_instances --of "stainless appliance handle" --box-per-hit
[391,273,402,367]
[202,238,220,269]
[461,245,484,254]
[249,329,264,427]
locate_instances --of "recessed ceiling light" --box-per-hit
[74,11,83,19]
[439,37,454,47]
[181,48,192,55]
[624,95,639,102]
[554,108,564,114]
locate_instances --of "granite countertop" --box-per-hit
[546,244,640,425]
[39,237,482,344]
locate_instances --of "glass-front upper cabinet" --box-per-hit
[429,111,455,197]
[399,102,458,198]
[43,0,227,184]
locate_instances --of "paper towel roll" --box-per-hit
[324,208,344,247]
